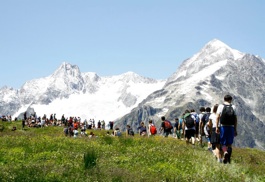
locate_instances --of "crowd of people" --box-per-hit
[0,115,12,122]
[124,94,238,164]
[6,94,237,165]
[157,94,237,164]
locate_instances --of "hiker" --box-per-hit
[88,119,92,129]
[73,128,79,138]
[97,120,101,129]
[138,122,147,136]
[126,125,134,137]
[22,119,25,130]
[216,95,238,164]
[208,104,222,163]
[101,120,105,130]
[203,107,212,150]
[191,109,200,142]
[68,126,74,137]
[61,114,66,125]
[159,116,173,137]
[199,107,206,146]
[41,116,46,128]
[50,114,54,123]
[148,120,157,137]
[173,118,181,139]
[81,124,88,136]
[109,121,114,130]
[179,113,185,140]
[73,121,79,130]
[114,127,122,137]
[24,112,27,121]
[92,119,95,129]
[183,110,196,145]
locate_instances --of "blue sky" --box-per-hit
[1,0,264,89]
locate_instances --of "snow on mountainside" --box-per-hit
[0,62,165,122]
[167,39,244,83]
[116,39,265,149]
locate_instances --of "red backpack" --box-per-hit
[150,124,157,135]
[164,120,173,130]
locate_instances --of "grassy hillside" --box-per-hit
[0,121,265,182]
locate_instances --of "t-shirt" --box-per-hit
[174,122,179,129]
[139,126,147,134]
[209,113,219,128]
[216,103,237,116]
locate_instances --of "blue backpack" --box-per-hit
[192,113,200,124]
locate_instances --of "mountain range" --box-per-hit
[0,39,264,149]
[115,39,265,149]
[0,63,165,122]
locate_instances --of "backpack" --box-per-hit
[164,120,173,130]
[220,104,236,125]
[150,124,157,135]
[201,113,210,125]
[185,114,195,129]
[192,113,200,123]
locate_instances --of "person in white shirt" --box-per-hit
[208,104,222,162]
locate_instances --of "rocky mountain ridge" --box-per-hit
[115,39,265,149]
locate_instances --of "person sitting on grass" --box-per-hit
[126,125,134,137]
[113,127,122,137]
[138,122,147,136]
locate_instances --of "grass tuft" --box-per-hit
[84,149,97,169]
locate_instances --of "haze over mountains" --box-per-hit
[1,39,265,149]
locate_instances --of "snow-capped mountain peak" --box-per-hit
[200,39,244,60]
[52,62,81,78]
[188,39,244,65]
[167,39,245,82]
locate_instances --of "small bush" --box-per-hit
[84,149,97,169]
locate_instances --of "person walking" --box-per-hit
[208,104,222,163]
[173,118,180,139]
[159,116,173,137]
[183,110,196,145]
[216,95,238,164]
[148,120,157,137]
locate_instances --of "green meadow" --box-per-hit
[0,121,265,182]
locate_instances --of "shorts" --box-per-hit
[185,129,195,139]
[220,126,235,146]
[210,127,220,145]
